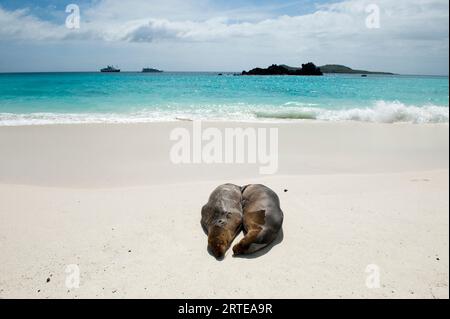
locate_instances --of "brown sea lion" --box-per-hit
[201,184,243,259]
[233,184,284,255]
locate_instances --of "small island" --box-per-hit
[142,68,163,73]
[241,63,394,76]
[242,62,323,76]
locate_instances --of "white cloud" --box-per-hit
[0,0,448,74]
[0,7,66,40]
[1,0,447,44]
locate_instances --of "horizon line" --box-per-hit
[0,70,449,77]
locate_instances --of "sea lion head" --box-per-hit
[207,219,232,259]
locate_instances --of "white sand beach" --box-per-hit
[0,122,448,299]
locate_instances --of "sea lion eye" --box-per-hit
[226,212,232,218]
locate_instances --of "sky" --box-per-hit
[0,0,448,75]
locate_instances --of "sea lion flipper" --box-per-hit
[232,230,261,255]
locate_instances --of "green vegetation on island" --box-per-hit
[318,64,394,75]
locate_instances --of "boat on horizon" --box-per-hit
[142,67,163,73]
[101,66,120,73]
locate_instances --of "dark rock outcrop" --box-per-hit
[297,63,323,76]
[242,62,323,76]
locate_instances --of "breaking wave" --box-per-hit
[254,101,449,124]
[0,101,448,126]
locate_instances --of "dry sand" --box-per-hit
[0,122,448,299]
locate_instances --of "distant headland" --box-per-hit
[319,64,395,75]
[242,62,394,76]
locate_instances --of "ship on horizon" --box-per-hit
[100,66,120,73]
[142,67,163,73]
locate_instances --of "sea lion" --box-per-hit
[233,184,283,255]
[201,184,243,259]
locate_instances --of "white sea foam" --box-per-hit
[254,101,449,124]
[0,101,448,126]
[0,111,178,126]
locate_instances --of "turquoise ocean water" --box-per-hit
[0,72,448,125]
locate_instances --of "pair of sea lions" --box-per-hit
[201,184,284,259]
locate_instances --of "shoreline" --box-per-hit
[0,119,449,128]
[1,118,450,124]
[1,102,448,127]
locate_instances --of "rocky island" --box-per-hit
[242,62,323,76]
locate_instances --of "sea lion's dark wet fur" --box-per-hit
[201,184,243,258]
[233,184,284,255]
